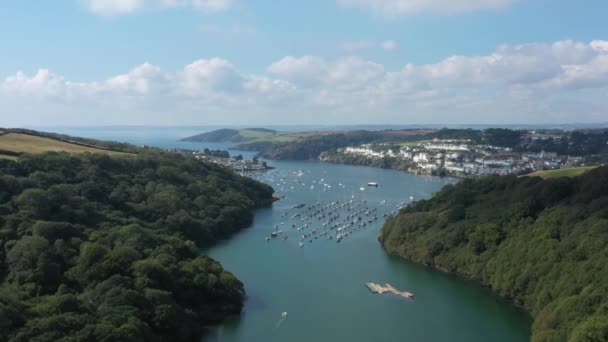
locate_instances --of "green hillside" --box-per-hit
[381,167,608,341]
[0,148,273,340]
[180,128,287,143]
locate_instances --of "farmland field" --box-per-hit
[525,166,598,178]
[0,133,131,156]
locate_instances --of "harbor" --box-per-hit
[207,158,530,342]
[55,126,532,342]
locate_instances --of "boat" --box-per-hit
[367,182,379,187]
[270,231,278,238]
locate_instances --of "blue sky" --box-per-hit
[0,0,607,126]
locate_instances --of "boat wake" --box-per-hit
[274,312,288,330]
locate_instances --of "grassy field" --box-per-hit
[398,139,431,147]
[0,154,17,160]
[237,129,299,143]
[0,133,131,157]
[525,166,598,179]
[238,129,276,140]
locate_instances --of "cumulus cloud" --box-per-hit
[104,62,163,94]
[87,0,143,15]
[86,0,231,16]
[267,56,328,86]
[2,69,69,97]
[179,58,244,95]
[3,39,608,125]
[337,0,513,15]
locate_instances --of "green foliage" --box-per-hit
[321,152,416,171]
[0,151,273,341]
[258,131,389,160]
[519,130,608,156]
[381,166,608,341]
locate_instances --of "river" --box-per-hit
[47,127,531,342]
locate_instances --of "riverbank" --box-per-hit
[379,167,608,340]
[37,127,531,342]
[206,159,531,342]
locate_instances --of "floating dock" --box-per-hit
[365,282,414,299]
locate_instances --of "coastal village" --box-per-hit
[329,138,586,177]
[165,148,272,172]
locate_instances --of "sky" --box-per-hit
[0,0,607,126]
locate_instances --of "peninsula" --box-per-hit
[0,129,274,341]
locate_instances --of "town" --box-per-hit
[165,147,273,172]
[324,137,587,177]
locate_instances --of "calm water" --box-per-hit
[45,127,531,342]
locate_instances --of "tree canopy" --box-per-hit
[0,151,273,341]
[380,166,608,341]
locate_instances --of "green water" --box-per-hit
[206,160,531,342]
[44,127,530,342]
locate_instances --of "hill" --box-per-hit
[0,129,138,161]
[0,135,274,340]
[525,166,598,179]
[0,132,131,158]
[180,128,280,143]
[380,167,608,341]
[237,129,434,160]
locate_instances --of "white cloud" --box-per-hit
[339,40,398,53]
[85,0,231,16]
[3,39,608,125]
[87,0,143,15]
[337,0,513,15]
[267,56,328,86]
[381,40,398,51]
[190,0,232,13]
[328,57,385,87]
[104,63,163,94]
[179,58,244,95]
[2,69,68,97]
[591,40,608,52]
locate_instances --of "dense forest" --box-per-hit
[518,130,608,156]
[429,128,523,147]
[320,151,415,172]
[380,167,608,341]
[0,151,273,341]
